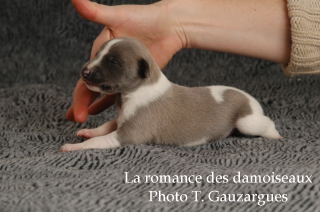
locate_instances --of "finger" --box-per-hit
[88,94,117,115]
[90,28,112,59]
[72,79,98,123]
[66,107,75,122]
[71,0,118,25]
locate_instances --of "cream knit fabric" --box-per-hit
[286,0,320,75]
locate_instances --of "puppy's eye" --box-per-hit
[107,56,121,66]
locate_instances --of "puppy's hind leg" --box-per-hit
[60,131,121,152]
[77,119,117,138]
[236,114,282,139]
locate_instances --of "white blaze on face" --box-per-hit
[87,39,122,69]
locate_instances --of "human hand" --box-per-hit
[66,0,186,122]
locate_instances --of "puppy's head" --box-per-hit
[81,38,156,94]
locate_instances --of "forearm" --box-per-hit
[168,0,291,63]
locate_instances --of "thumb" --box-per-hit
[71,0,118,25]
[90,28,112,59]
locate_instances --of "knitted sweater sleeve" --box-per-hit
[285,0,320,75]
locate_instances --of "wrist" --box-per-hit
[165,0,291,63]
[165,0,212,49]
[160,0,190,49]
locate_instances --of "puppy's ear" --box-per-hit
[137,58,149,79]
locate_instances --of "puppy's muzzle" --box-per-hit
[81,67,99,86]
[81,68,92,81]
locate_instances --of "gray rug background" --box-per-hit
[1,0,320,211]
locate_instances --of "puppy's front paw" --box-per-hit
[76,129,93,138]
[60,144,79,152]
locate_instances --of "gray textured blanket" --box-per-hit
[1,0,319,211]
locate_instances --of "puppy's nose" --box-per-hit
[81,68,92,80]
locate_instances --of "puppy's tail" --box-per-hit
[262,119,283,139]
[236,114,283,139]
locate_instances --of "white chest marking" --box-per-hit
[118,73,171,125]
[87,39,122,69]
